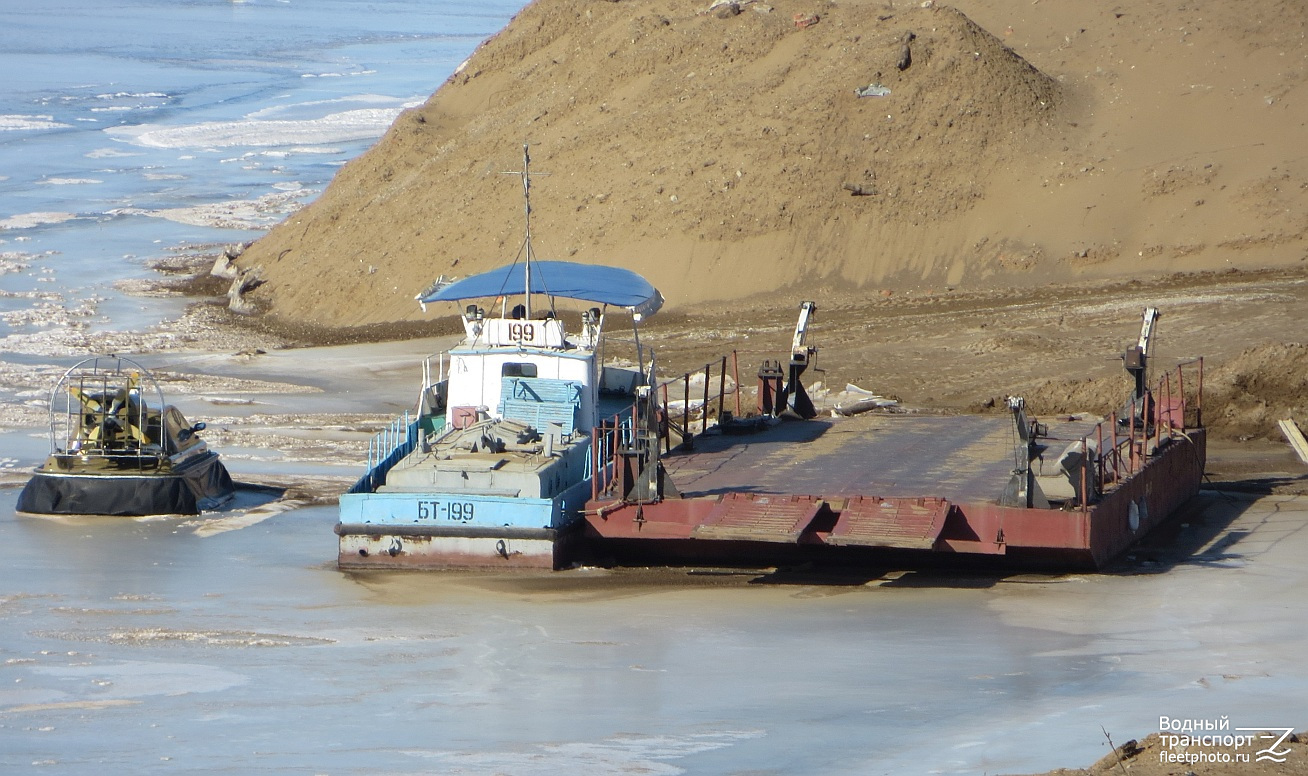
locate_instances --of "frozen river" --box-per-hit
[1,0,1305,772]
[2,433,1306,774]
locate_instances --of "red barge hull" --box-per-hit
[583,361,1207,571]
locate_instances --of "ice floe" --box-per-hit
[0,114,72,132]
[85,147,141,159]
[37,178,103,186]
[109,190,309,229]
[104,106,409,150]
[0,212,78,230]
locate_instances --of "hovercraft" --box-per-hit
[17,355,235,516]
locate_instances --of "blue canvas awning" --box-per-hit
[420,260,663,319]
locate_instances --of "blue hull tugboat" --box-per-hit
[17,355,235,516]
[336,147,662,569]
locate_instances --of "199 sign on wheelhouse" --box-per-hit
[506,322,536,342]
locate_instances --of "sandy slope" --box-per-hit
[1034,730,1308,776]
[232,0,1307,331]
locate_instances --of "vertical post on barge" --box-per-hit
[1110,410,1120,478]
[731,350,741,417]
[591,424,600,501]
[1096,422,1105,490]
[1124,399,1131,473]
[682,372,692,450]
[718,356,727,422]
[660,381,670,454]
[702,362,711,435]
[1081,438,1089,513]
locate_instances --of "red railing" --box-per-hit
[1083,357,1204,510]
[590,350,747,501]
[590,409,631,502]
[654,350,741,453]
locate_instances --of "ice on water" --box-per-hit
[0,0,516,341]
[4,3,1304,775]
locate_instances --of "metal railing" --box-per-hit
[590,411,634,500]
[1075,358,1204,511]
[654,350,741,453]
[348,411,419,494]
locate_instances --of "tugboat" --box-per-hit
[17,355,235,516]
[336,146,663,569]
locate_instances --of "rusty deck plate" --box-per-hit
[691,493,824,543]
[663,413,1098,504]
[825,496,951,549]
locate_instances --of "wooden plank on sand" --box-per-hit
[1278,419,1308,465]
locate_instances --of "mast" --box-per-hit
[519,144,533,319]
[501,144,549,319]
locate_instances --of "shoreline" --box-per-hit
[4,253,1307,485]
[0,259,1305,774]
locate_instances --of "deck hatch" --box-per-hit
[825,496,950,549]
[690,493,824,543]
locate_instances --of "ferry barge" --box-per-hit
[582,306,1206,570]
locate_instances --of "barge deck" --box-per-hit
[582,305,1206,571]
[583,410,1206,569]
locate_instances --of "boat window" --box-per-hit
[502,362,538,378]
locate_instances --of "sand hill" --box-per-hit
[233,0,1308,330]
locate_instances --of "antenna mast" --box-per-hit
[519,144,534,319]
[501,144,548,319]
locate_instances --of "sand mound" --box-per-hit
[234,0,1308,335]
[1006,341,1308,441]
[236,0,1066,328]
[1205,342,1308,440]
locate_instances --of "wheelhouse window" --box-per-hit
[502,362,538,378]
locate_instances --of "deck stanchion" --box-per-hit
[1197,357,1204,428]
[591,424,599,501]
[610,419,619,492]
[598,419,607,495]
[718,356,727,424]
[683,372,692,450]
[1081,438,1089,513]
[1110,411,1120,479]
[1096,421,1105,490]
[1155,375,1164,447]
[1163,371,1172,433]
[702,362,711,435]
[660,381,670,455]
[1176,364,1186,429]
[731,350,741,417]
[1124,395,1135,476]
